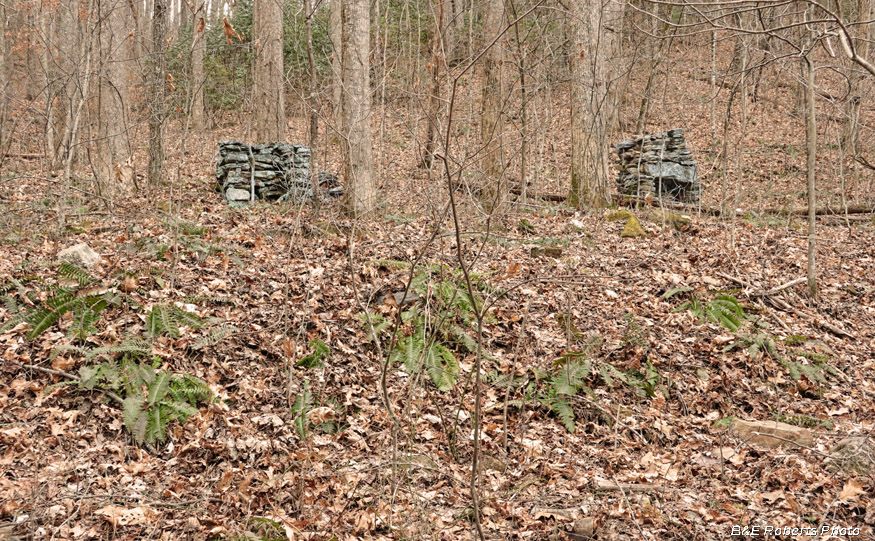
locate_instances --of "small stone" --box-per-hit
[621,215,647,238]
[826,437,875,474]
[531,246,563,258]
[225,188,251,201]
[58,243,100,270]
[729,419,814,448]
[567,517,595,540]
[478,455,507,473]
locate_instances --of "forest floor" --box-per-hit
[3,45,875,540]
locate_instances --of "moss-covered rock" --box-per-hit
[664,213,691,230]
[606,209,633,222]
[621,215,647,238]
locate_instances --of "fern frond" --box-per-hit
[58,263,92,286]
[147,372,171,406]
[297,338,330,368]
[291,382,313,439]
[424,343,459,391]
[170,374,213,404]
[392,333,426,373]
[543,396,576,433]
[85,337,152,361]
[191,325,237,350]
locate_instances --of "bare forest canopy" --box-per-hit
[2,0,875,539]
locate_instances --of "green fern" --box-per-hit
[146,303,203,338]
[190,324,238,350]
[356,312,390,342]
[291,382,313,440]
[541,395,576,433]
[706,295,745,331]
[297,338,330,368]
[678,294,746,331]
[551,361,591,395]
[58,263,92,286]
[424,342,459,392]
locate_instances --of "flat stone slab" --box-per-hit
[730,419,814,448]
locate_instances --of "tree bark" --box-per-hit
[191,1,206,132]
[422,0,446,170]
[568,0,614,208]
[304,0,319,200]
[330,0,343,134]
[342,0,377,216]
[148,0,167,185]
[804,37,818,297]
[252,0,285,141]
[479,0,505,213]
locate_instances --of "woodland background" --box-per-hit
[1,0,875,539]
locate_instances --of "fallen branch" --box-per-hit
[818,320,855,340]
[593,478,677,493]
[754,277,807,297]
[509,186,567,202]
[715,273,805,297]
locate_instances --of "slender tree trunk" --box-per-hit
[0,0,7,153]
[804,41,818,297]
[148,0,167,185]
[342,0,377,216]
[39,1,55,168]
[479,0,505,213]
[97,0,133,195]
[304,0,319,198]
[191,1,205,131]
[508,0,528,201]
[843,0,870,159]
[252,0,285,141]
[422,0,445,170]
[330,0,343,134]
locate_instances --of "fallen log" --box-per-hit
[509,186,567,202]
[510,187,875,217]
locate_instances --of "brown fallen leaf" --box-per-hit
[839,478,865,502]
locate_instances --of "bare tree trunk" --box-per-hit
[568,0,612,207]
[252,0,285,141]
[479,0,505,213]
[191,1,205,132]
[304,0,319,199]
[422,0,445,170]
[804,35,818,297]
[342,0,377,216]
[148,0,167,185]
[330,0,343,134]
[843,0,870,158]
[508,0,528,201]
[0,0,7,153]
[97,0,133,195]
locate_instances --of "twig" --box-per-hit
[753,277,807,297]
[23,364,124,405]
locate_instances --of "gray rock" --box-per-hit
[58,243,100,270]
[225,188,251,201]
[826,437,875,474]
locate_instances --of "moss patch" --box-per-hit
[621,215,647,238]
